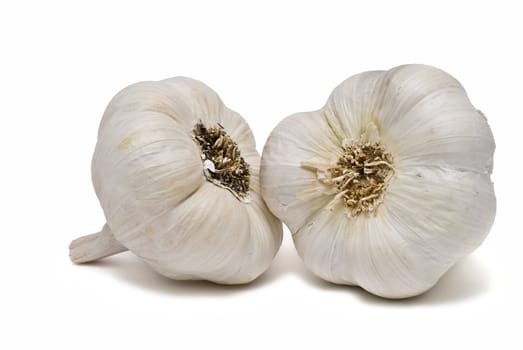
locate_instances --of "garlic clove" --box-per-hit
[359,167,496,298]
[161,77,258,150]
[394,103,494,174]
[293,199,432,296]
[292,203,355,285]
[92,111,204,239]
[141,181,252,283]
[347,206,439,299]
[240,186,283,280]
[383,166,497,266]
[368,65,495,173]
[370,65,463,130]
[325,70,384,141]
[261,111,342,233]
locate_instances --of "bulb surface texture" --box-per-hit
[261,65,496,298]
[72,77,282,284]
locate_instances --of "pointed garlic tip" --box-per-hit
[69,224,127,264]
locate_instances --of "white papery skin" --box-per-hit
[73,77,282,284]
[261,65,496,298]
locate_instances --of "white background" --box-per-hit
[1,1,521,349]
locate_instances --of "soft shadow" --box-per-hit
[74,243,489,303]
[416,255,490,304]
[296,254,490,306]
[76,242,301,297]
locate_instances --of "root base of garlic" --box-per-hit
[192,121,250,201]
[328,140,394,216]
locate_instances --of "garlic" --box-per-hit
[69,77,282,284]
[260,65,496,298]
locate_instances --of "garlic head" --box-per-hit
[260,64,496,298]
[70,77,282,285]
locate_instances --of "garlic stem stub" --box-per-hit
[260,64,496,298]
[69,77,282,284]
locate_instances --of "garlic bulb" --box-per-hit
[69,77,282,284]
[261,65,496,298]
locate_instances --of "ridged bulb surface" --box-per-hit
[92,77,282,284]
[261,65,496,298]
